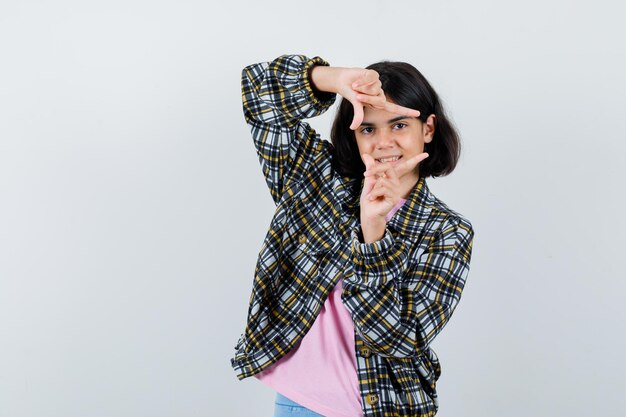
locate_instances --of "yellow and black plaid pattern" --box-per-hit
[230,55,474,417]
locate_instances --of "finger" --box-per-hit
[352,69,379,89]
[362,175,379,201]
[363,176,377,197]
[367,177,389,199]
[353,79,376,90]
[354,94,421,119]
[383,101,421,118]
[375,178,395,194]
[395,152,429,177]
[355,93,388,110]
[360,153,378,195]
[364,155,425,180]
[361,153,377,170]
[353,80,382,96]
[364,161,394,177]
[352,69,371,87]
[367,184,393,201]
[381,165,400,184]
[377,177,398,190]
[350,99,365,130]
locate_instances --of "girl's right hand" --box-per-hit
[336,68,384,130]
[310,66,421,130]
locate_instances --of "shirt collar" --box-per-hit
[387,177,434,240]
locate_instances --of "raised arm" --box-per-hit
[241,55,336,203]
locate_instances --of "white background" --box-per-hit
[1,0,625,416]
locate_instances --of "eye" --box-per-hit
[359,127,374,135]
[393,122,407,130]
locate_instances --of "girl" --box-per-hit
[230,54,474,417]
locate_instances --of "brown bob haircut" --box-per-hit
[331,61,461,180]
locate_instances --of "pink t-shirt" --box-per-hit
[255,198,407,417]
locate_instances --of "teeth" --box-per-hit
[377,156,401,163]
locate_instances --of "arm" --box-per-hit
[309,65,344,96]
[241,55,336,203]
[342,215,474,358]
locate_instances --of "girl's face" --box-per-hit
[354,104,436,180]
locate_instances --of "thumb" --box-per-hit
[349,98,364,131]
[361,153,376,170]
[361,153,377,196]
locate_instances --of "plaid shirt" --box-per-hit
[230,54,474,417]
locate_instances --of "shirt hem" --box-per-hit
[258,377,363,417]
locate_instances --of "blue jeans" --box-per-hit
[274,392,325,417]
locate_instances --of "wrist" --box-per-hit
[360,217,386,243]
[309,65,342,94]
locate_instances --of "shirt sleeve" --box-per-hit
[341,215,475,358]
[241,54,336,204]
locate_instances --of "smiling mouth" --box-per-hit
[375,156,402,163]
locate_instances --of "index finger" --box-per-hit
[383,101,421,118]
[395,152,429,177]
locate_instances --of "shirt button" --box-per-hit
[366,393,379,405]
[298,234,307,245]
[359,347,371,358]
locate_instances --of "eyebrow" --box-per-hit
[360,116,410,127]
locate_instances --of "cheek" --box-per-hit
[354,137,369,153]
[400,133,424,151]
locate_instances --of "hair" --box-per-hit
[331,61,461,180]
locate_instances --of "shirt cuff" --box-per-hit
[302,56,337,109]
[301,56,337,111]
[345,226,409,287]
[350,227,395,260]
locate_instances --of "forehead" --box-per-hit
[361,106,416,125]
[363,105,398,119]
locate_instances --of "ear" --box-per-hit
[423,114,436,143]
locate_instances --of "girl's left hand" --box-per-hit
[359,152,429,221]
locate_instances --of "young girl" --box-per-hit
[230,54,474,417]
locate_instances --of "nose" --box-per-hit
[376,130,395,149]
